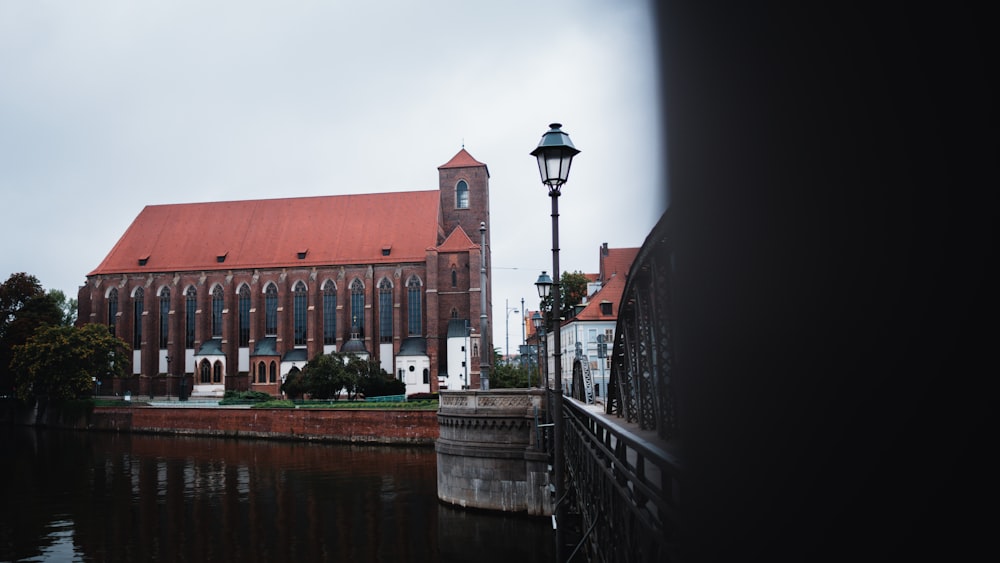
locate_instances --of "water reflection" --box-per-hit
[0,427,553,563]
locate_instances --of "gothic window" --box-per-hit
[159,287,170,349]
[378,278,393,343]
[451,308,459,319]
[213,361,222,383]
[407,276,422,336]
[185,286,196,348]
[212,285,224,338]
[322,280,337,345]
[132,287,144,349]
[107,288,118,336]
[293,281,308,346]
[200,360,210,383]
[257,362,266,383]
[238,284,251,347]
[350,278,365,335]
[264,283,278,336]
[269,361,277,383]
[456,180,469,209]
[451,268,457,287]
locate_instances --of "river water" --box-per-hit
[0,427,553,562]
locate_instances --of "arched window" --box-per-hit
[293,281,308,346]
[264,283,278,336]
[269,361,277,383]
[211,285,224,338]
[322,280,337,345]
[350,278,365,335]
[257,362,266,383]
[451,308,459,319]
[238,284,251,347]
[200,360,210,383]
[107,288,118,336]
[132,287,144,348]
[159,287,170,349]
[451,268,457,287]
[213,361,223,383]
[407,276,422,336]
[456,180,469,209]
[378,278,393,343]
[185,286,197,348]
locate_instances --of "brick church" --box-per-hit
[77,149,493,398]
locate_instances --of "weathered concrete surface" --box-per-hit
[436,389,553,516]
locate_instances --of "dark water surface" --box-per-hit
[0,427,553,562]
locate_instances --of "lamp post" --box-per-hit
[531,122,579,563]
[521,296,531,388]
[532,309,549,411]
[479,222,490,390]
[505,298,520,366]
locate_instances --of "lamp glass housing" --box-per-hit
[535,271,553,299]
[532,311,543,330]
[530,123,580,189]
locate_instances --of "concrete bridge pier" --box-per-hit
[436,389,552,516]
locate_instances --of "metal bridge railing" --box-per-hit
[563,398,679,563]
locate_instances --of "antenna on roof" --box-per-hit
[462,138,465,149]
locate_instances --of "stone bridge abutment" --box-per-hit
[436,389,552,516]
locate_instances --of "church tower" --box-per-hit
[438,148,491,239]
[435,148,492,388]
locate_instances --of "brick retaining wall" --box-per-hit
[18,405,439,446]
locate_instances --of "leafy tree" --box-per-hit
[490,348,531,389]
[0,273,62,395]
[539,270,591,324]
[11,323,130,402]
[0,272,44,327]
[280,367,309,400]
[302,352,351,400]
[344,355,403,399]
[47,289,77,326]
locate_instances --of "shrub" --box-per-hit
[250,400,295,409]
[220,390,274,405]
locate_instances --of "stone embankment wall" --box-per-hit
[4,402,439,445]
[436,389,552,516]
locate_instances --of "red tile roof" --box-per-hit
[438,148,489,175]
[89,191,442,276]
[570,246,639,323]
[573,274,627,321]
[436,225,479,253]
[599,247,640,283]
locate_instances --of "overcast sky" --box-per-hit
[0,0,665,355]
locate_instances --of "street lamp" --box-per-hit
[531,122,578,563]
[505,298,520,366]
[531,309,549,413]
[479,222,490,390]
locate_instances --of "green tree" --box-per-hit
[302,352,351,400]
[539,270,591,323]
[1,273,63,395]
[47,289,77,326]
[344,355,403,399]
[490,348,531,388]
[280,367,309,400]
[11,323,130,402]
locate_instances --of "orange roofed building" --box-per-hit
[77,149,493,398]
